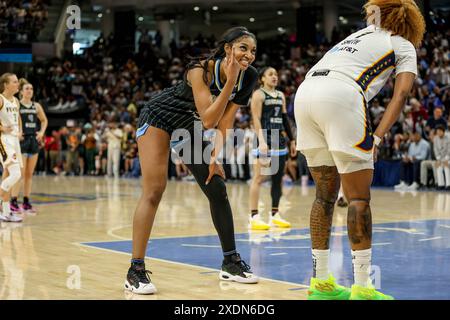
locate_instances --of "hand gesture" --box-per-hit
[224,46,241,85]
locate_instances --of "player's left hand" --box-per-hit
[36,131,44,143]
[205,159,225,185]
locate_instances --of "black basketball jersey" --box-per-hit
[259,89,285,148]
[20,102,39,136]
[140,58,258,133]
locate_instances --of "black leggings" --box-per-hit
[180,139,236,256]
[270,155,287,209]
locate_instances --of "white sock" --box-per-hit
[2,200,11,216]
[352,248,372,287]
[312,249,330,280]
[338,187,344,198]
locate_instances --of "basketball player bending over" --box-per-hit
[295,0,425,300]
[126,27,259,294]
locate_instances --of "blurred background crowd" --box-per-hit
[2,1,449,191]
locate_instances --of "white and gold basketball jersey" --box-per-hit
[0,94,20,137]
[307,24,417,102]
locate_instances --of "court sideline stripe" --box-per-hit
[74,242,309,289]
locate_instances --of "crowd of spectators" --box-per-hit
[27,23,449,190]
[0,0,49,43]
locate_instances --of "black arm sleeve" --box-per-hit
[282,113,294,141]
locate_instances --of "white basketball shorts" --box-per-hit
[0,134,23,168]
[294,76,374,174]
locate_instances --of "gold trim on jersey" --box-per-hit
[0,134,8,162]
[354,94,374,153]
[0,93,7,110]
[355,50,395,92]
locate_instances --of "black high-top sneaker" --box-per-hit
[124,262,157,294]
[219,253,259,284]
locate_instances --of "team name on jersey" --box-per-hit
[265,98,282,106]
[329,35,368,55]
[21,108,36,114]
[270,118,283,124]
[5,106,18,113]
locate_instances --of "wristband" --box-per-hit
[373,134,382,146]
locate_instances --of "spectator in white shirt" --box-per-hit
[104,122,123,178]
[433,125,450,190]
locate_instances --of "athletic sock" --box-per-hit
[271,207,279,216]
[23,197,30,204]
[131,258,145,269]
[2,201,11,216]
[223,250,237,263]
[352,248,372,287]
[250,210,258,218]
[312,249,330,280]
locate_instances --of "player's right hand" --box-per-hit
[258,143,271,167]
[224,47,240,85]
[259,143,269,157]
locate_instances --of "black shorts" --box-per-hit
[20,136,40,155]
[137,100,197,138]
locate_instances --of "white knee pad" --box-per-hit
[1,164,21,192]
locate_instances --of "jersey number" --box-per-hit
[274,107,281,117]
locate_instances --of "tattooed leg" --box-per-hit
[347,199,372,250]
[309,166,340,250]
[340,169,373,251]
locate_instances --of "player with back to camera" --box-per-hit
[0,73,24,223]
[294,0,425,300]
[248,66,296,230]
[125,27,260,294]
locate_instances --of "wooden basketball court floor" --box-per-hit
[1,176,449,300]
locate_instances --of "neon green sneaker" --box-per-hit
[349,284,394,300]
[307,275,351,300]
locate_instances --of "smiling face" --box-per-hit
[225,36,257,70]
[262,68,278,88]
